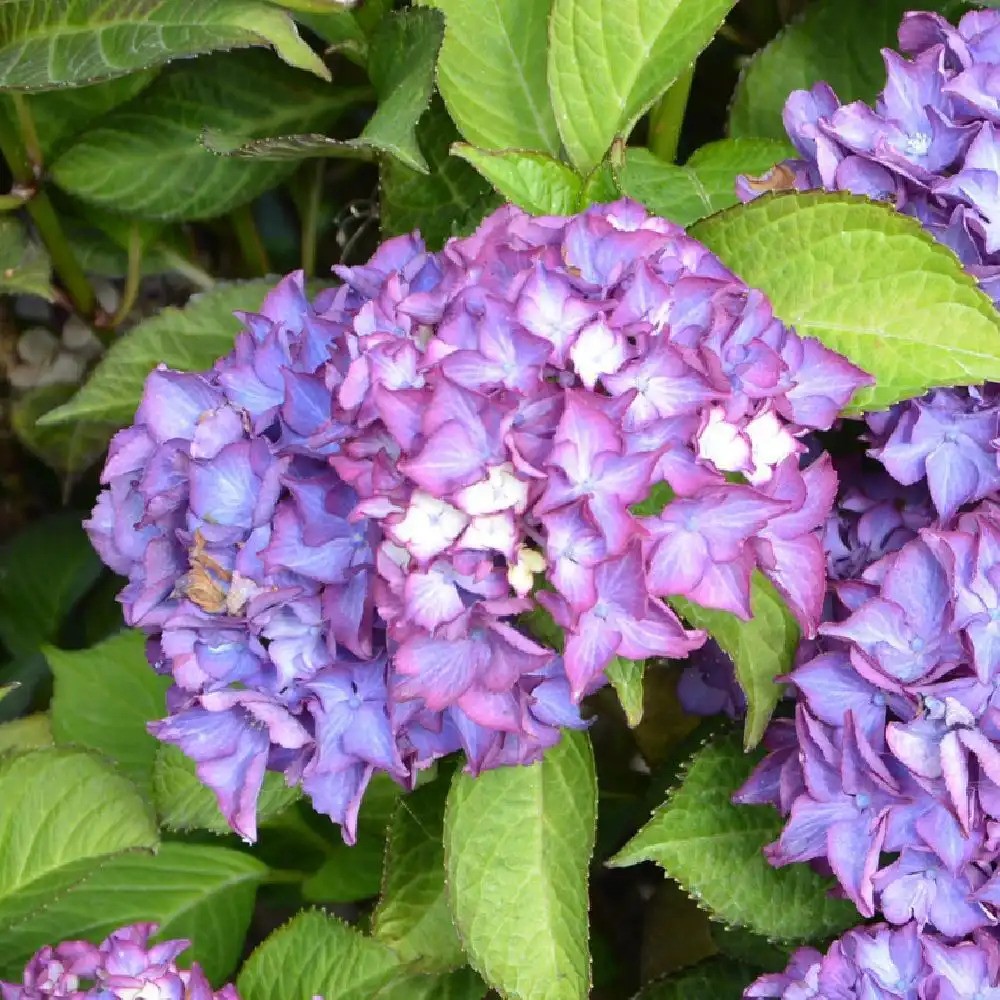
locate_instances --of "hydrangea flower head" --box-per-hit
[0,924,239,999]
[87,200,868,842]
[746,922,1000,999]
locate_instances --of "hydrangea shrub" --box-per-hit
[5,1,1000,999]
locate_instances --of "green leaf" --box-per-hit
[0,714,52,754]
[0,842,264,984]
[0,217,53,300]
[0,513,102,659]
[375,968,487,1000]
[46,630,170,801]
[579,161,622,207]
[0,747,158,932]
[0,0,329,91]
[51,51,351,220]
[451,145,583,215]
[729,0,952,141]
[606,656,645,728]
[380,99,500,249]
[373,775,464,971]
[294,0,393,65]
[618,140,793,227]
[238,910,401,1000]
[0,71,158,159]
[40,279,277,428]
[445,731,596,1000]
[632,959,758,1000]
[11,384,113,486]
[301,839,385,903]
[548,0,739,172]
[203,8,438,171]
[671,573,798,750]
[608,732,857,942]
[416,0,561,155]
[690,191,1000,412]
[153,742,300,834]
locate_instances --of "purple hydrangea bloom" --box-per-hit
[0,923,239,999]
[746,922,1000,999]
[741,502,1000,930]
[676,639,747,719]
[87,200,868,842]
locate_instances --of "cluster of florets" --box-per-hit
[747,921,1000,999]
[0,924,239,999]
[740,500,1000,934]
[87,199,867,842]
[739,7,1000,305]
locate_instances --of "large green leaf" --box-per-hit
[609,732,857,942]
[374,968,487,1000]
[380,100,500,249]
[203,8,439,171]
[0,842,264,984]
[633,959,758,1000]
[451,145,583,215]
[548,0,739,172]
[0,0,328,90]
[293,0,393,65]
[417,0,560,155]
[0,71,158,159]
[729,0,952,141]
[46,630,169,801]
[0,747,158,932]
[671,574,798,750]
[0,217,53,300]
[0,513,102,659]
[40,279,277,428]
[238,910,401,1000]
[618,140,792,228]
[0,714,52,754]
[51,51,353,220]
[153,743,300,834]
[691,191,1000,412]
[445,731,596,1000]
[373,775,464,971]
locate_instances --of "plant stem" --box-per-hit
[647,68,695,164]
[160,249,216,291]
[231,203,271,277]
[300,160,325,278]
[108,222,143,329]
[0,97,95,318]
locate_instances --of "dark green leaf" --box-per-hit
[40,279,278,427]
[204,9,438,170]
[0,0,329,90]
[609,732,857,942]
[11,384,113,486]
[632,959,758,1000]
[374,968,487,1000]
[373,775,464,971]
[380,99,500,249]
[417,0,560,155]
[46,630,169,800]
[729,0,954,140]
[0,217,52,299]
[238,910,401,1000]
[51,51,353,220]
[0,842,265,984]
[0,513,102,659]
[618,140,793,227]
